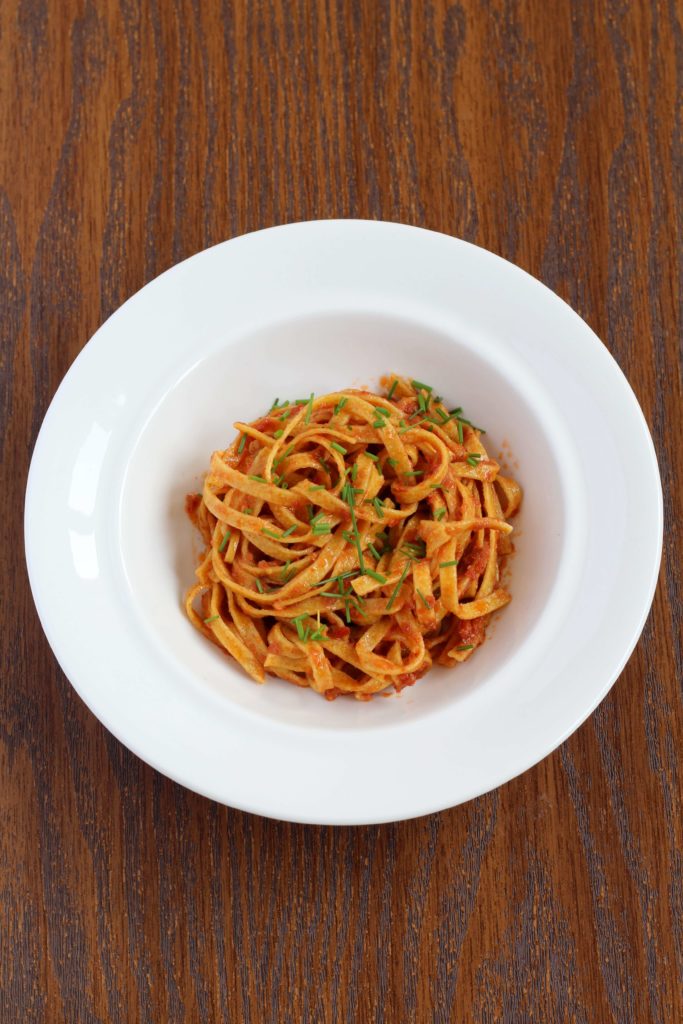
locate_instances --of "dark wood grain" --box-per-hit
[1,1,681,1020]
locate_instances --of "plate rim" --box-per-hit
[24,219,664,824]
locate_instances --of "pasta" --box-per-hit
[184,375,522,700]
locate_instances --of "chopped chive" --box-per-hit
[255,578,264,593]
[440,560,459,568]
[368,542,381,561]
[417,392,427,413]
[204,615,219,624]
[281,524,297,538]
[316,570,358,588]
[375,406,390,416]
[274,443,295,468]
[403,470,423,478]
[434,508,446,521]
[372,497,385,519]
[455,644,474,651]
[364,569,387,584]
[435,407,450,422]
[310,510,324,524]
[334,396,348,414]
[219,530,231,552]
[387,458,398,467]
[372,420,385,429]
[365,451,379,461]
[430,483,443,490]
[262,527,283,540]
[243,508,253,515]
[466,453,483,467]
[411,379,432,392]
[318,456,331,474]
[342,478,365,573]
[273,429,284,439]
[237,433,247,455]
[456,420,464,443]
[416,589,430,610]
[386,561,412,611]
[308,485,325,491]
[350,462,359,482]
[281,560,292,581]
[387,378,398,399]
[305,392,314,424]
[401,540,426,559]
[295,618,306,641]
[269,397,280,411]
[249,475,267,483]
[312,523,332,535]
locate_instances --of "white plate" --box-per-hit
[25,220,662,824]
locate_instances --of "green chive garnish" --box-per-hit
[237,434,247,455]
[281,524,297,538]
[439,560,459,568]
[330,441,347,455]
[204,615,219,624]
[274,444,295,468]
[273,429,284,438]
[334,396,348,414]
[281,561,292,582]
[455,644,474,651]
[262,527,283,540]
[308,485,325,491]
[372,420,385,429]
[364,569,387,584]
[403,470,423,478]
[249,475,267,483]
[386,561,411,610]
[411,379,432,392]
[387,379,398,399]
[466,453,482,467]
[416,589,430,610]
[368,543,381,561]
[387,458,398,467]
[255,578,264,593]
[219,530,231,552]
[305,392,314,424]
[434,508,446,521]
[372,497,385,519]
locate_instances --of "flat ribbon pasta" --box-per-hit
[185,375,522,699]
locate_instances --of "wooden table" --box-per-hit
[3,1,681,1020]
